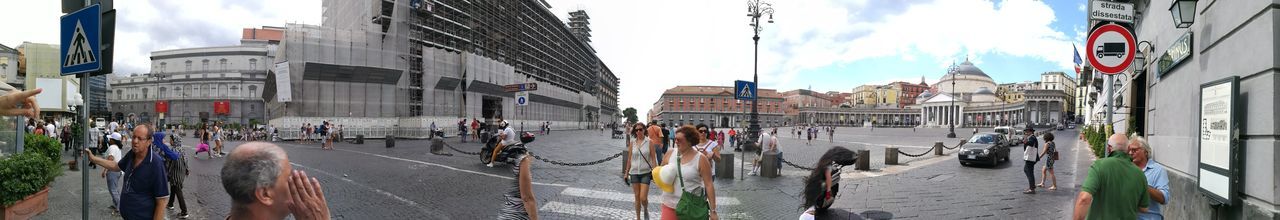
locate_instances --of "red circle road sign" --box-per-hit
[1086,23,1136,75]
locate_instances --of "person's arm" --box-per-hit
[623,141,632,180]
[698,155,718,220]
[1148,173,1169,205]
[83,149,121,171]
[647,140,659,169]
[1072,191,1092,220]
[153,197,169,220]
[824,168,833,192]
[518,156,538,220]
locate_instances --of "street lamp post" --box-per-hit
[946,63,957,138]
[746,0,774,143]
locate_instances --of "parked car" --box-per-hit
[993,126,1015,140]
[1056,124,1065,130]
[1067,124,1076,129]
[959,132,1011,167]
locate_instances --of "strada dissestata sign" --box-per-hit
[1091,1,1134,23]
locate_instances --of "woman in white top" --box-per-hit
[693,124,720,177]
[659,125,718,220]
[622,123,658,220]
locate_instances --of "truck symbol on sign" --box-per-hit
[1096,43,1125,58]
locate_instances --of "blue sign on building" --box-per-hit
[60,4,102,75]
[734,80,757,101]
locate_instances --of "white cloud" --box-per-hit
[547,0,1079,115]
[0,1,321,76]
[1078,2,1088,12]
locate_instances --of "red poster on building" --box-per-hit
[214,101,231,115]
[155,101,169,113]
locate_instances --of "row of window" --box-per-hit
[661,96,781,113]
[156,58,259,73]
[113,84,259,100]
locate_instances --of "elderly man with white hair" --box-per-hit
[223,142,330,220]
[1072,133,1150,220]
[1128,134,1170,220]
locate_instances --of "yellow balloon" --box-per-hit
[652,165,674,193]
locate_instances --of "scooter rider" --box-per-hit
[487,117,520,167]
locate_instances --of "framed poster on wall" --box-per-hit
[1197,76,1239,205]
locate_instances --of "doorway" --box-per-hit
[482,96,504,130]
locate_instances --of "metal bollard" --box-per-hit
[761,151,779,178]
[386,135,395,148]
[717,152,734,179]
[934,142,944,156]
[430,139,445,154]
[885,147,899,165]
[855,149,870,171]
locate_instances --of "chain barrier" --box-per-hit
[898,147,934,157]
[443,141,482,156]
[942,140,966,150]
[779,158,815,171]
[530,151,625,167]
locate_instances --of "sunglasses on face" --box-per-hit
[132,136,150,141]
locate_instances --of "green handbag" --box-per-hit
[675,152,710,220]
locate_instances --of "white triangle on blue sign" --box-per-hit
[739,85,753,98]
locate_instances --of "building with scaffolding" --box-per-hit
[265,0,620,136]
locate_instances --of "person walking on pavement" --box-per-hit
[1038,133,1060,191]
[694,124,721,177]
[1021,128,1040,194]
[101,136,124,215]
[196,126,215,159]
[1128,134,1170,220]
[799,147,857,219]
[213,122,226,157]
[222,142,332,220]
[459,119,469,143]
[622,123,658,220]
[472,118,480,142]
[83,124,171,220]
[1072,134,1150,220]
[162,130,192,219]
[658,126,719,220]
[727,128,737,150]
[658,123,670,164]
[749,129,780,176]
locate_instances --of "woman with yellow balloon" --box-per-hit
[653,126,718,220]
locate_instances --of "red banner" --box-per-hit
[155,101,169,113]
[213,101,231,115]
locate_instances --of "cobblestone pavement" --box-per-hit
[37,127,1090,219]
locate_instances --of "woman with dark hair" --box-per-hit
[1037,133,1058,190]
[621,122,657,220]
[658,126,718,220]
[799,147,857,219]
[693,124,721,177]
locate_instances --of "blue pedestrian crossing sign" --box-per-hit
[60,4,102,76]
[734,80,757,101]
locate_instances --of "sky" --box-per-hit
[1,0,1088,117]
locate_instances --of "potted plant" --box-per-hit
[1,135,62,219]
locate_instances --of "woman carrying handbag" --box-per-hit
[1037,133,1059,190]
[659,126,718,220]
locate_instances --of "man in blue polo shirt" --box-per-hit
[87,124,169,220]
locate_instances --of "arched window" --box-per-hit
[220,59,228,71]
[185,60,193,71]
[159,87,167,98]
[202,59,210,71]
[142,88,149,99]
[175,86,183,98]
[248,85,257,96]
[230,85,239,97]
[249,58,258,70]
[219,84,228,97]
[159,62,167,73]
[115,90,121,100]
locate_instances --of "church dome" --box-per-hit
[954,60,989,78]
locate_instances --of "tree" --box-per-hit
[623,107,638,125]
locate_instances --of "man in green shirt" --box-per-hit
[1073,133,1150,220]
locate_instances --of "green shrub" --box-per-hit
[0,134,64,206]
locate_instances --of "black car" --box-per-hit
[958,133,1012,166]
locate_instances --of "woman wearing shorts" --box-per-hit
[622,123,657,220]
[1038,133,1059,190]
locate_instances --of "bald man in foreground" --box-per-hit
[1072,133,1149,220]
[222,142,330,220]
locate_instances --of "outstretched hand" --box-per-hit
[0,88,41,118]
[288,170,330,220]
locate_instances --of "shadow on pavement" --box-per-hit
[813,209,895,220]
